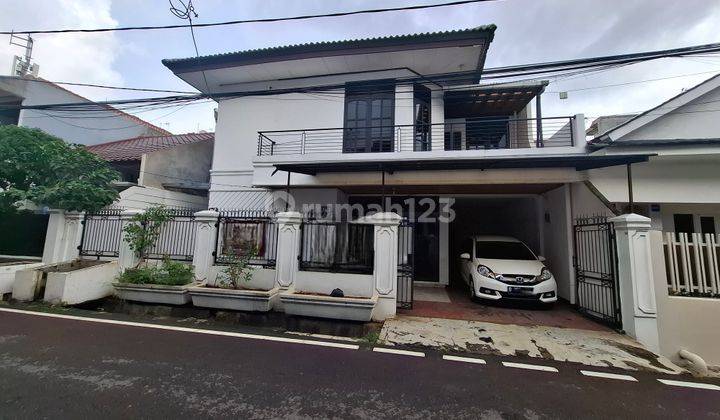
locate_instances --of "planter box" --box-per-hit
[12,260,107,302]
[44,261,119,305]
[189,286,279,312]
[1,261,43,295]
[280,292,377,322]
[113,282,200,305]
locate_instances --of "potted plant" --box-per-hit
[113,205,201,305]
[189,249,280,312]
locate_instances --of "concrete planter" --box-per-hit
[44,261,119,305]
[0,260,43,295]
[113,282,200,305]
[189,286,279,312]
[280,292,377,322]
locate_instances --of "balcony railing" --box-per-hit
[257,116,575,156]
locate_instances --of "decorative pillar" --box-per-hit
[611,213,660,353]
[42,209,66,264]
[118,209,143,272]
[572,113,586,149]
[61,211,85,261]
[192,210,219,283]
[275,212,303,292]
[368,212,401,321]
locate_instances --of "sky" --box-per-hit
[1,0,720,134]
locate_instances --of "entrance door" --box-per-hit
[573,216,622,328]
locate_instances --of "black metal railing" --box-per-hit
[299,220,374,274]
[397,219,414,309]
[257,116,575,156]
[78,209,124,258]
[146,209,197,262]
[214,210,278,267]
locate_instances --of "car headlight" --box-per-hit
[477,265,495,278]
[540,268,552,281]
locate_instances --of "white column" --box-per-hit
[61,211,85,261]
[430,90,445,151]
[572,113,586,149]
[394,84,414,152]
[369,212,401,321]
[192,210,219,283]
[611,213,660,353]
[275,212,303,291]
[42,209,66,264]
[118,209,143,271]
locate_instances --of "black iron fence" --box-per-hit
[573,215,622,328]
[257,116,575,156]
[214,210,278,267]
[397,219,414,309]
[79,209,124,258]
[145,209,197,262]
[299,220,374,274]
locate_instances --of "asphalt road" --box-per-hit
[0,309,718,419]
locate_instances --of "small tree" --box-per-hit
[122,205,173,265]
[217,248,258,289]
[0,125,119,214]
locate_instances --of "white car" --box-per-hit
[459,236,557,304]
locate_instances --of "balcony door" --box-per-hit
[343,82,395,153]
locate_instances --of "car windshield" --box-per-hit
[475,241,536,260]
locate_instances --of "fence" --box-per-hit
[214,210,278,267]
[145,209,198,262]
[79,209,124,258]
[299,220,374,274]
[397,219,414,309]
[663,232,720,297]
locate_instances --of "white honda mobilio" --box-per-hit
[459,236,557,304]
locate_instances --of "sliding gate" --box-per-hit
[573,216,622,328]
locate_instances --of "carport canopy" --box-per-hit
[273,153,654,175]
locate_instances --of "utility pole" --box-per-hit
[9,32,39,76]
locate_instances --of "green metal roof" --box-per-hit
[162,25,496,73]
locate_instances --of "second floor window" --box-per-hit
[343,81,394,153]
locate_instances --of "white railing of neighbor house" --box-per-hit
[663,232,720,297]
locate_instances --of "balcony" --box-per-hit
[257,116,577,157]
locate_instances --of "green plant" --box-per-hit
[217,248,257,289]
[0,125,119,214]
[117,257,194,286]
[122,205,173,264]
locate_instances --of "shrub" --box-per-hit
[217,248,257,289]
[117,258,194,286]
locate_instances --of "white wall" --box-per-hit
[117,186,207,210]
[542,185,575,303]
[140,140,213,189]
[0,77,166,145]
[570,182,615,218]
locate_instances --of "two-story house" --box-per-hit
[163,26,649,312]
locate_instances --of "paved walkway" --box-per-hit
[401,285,610,331]
[381,315,684,374]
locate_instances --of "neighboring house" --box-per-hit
[162,26,648,309]
[587,74,720,235]
[86,132,214,210]
[0,74,170,144]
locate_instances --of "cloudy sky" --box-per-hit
[1,0,720,134]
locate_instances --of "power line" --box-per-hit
[546,69,720,94]
[17,77,197,94]
[1,0,497,35]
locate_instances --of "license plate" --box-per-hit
[508,286,532,294]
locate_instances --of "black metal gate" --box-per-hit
[573,215,622,328]
[397,219,414,309]
[79,209,124,258]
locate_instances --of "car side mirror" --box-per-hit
[460,253,471,260]
[537,255,546,262]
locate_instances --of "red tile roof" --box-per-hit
[86,132,214,161]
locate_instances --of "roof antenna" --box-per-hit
[9,31,39,77]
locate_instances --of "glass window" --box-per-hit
[700,216,716,235]
[673,214,694,241]
[475,241,536,260]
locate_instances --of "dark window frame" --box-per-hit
[343,80,395,153]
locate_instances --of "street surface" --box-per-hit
[0,309,718,419]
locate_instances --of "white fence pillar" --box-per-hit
[275,212,303,291]
[369,212,401,321]
[611,213,660,353]
[192,210,219,283]
[42,209,66,264]
[118,209,143,271]
[572,113,586,149]
[61,211,84,261]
